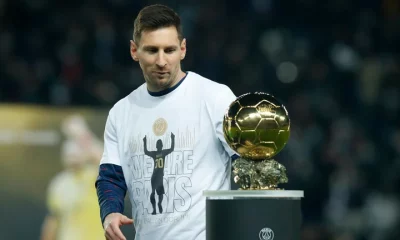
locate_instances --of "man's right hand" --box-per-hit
[103,213,134,240]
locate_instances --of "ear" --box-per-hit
[130,40,139,62]
[180,38,187,60]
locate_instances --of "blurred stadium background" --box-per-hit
[1,0,400,239]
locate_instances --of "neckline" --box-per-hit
[147,72,189,97]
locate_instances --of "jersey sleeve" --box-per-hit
[213,85,238,158]
[46,177,62,217]
[96,108,127,224]
[100,109,121,166]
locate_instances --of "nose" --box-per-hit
[156,52,167,68]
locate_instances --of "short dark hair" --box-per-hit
[133,4,183,44]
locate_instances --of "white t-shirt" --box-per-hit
[100,71,236,240]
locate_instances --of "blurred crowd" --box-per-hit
[1,0,400,239]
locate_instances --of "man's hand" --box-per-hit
[103,213,133,240]
[171,133,175,139]
[143,136,147,142]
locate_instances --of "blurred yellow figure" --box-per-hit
[40,115,104,240]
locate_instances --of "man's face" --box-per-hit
[130,26,186,92]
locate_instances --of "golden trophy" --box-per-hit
[223,92,290,190]
[205,92,303,240]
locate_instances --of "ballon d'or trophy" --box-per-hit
[223,92,290,190]
[205,92,303,240]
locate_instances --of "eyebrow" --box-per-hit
[142,45,178,50]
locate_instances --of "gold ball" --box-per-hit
[223,92,290,160]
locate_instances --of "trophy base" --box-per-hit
[204,190,304,240]
[232,158,288,190]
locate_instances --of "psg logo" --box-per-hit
[259,227,274,240]
[153,118,168,136]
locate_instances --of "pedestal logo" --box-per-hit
[259,227,274,240]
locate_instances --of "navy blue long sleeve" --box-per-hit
[95,163,127,224]
[231,154,239,161]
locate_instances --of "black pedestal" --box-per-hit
[204,190,304,240]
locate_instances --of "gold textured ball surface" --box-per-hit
[223,92,290,160]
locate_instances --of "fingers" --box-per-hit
[105,228,118,240]
[105,223,126,240]
[103,213,133,240]
[110,222,127,240]
[121,216,134,225]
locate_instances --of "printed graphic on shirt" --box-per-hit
[127,118,196,222]
[152,118,168,136]
[143,132,174,215]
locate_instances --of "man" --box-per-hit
[41,140,104,240]
[143,133,175,215]
[95,4,237,240]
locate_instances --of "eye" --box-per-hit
[145,48,158,54]
[165,48,176,54]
